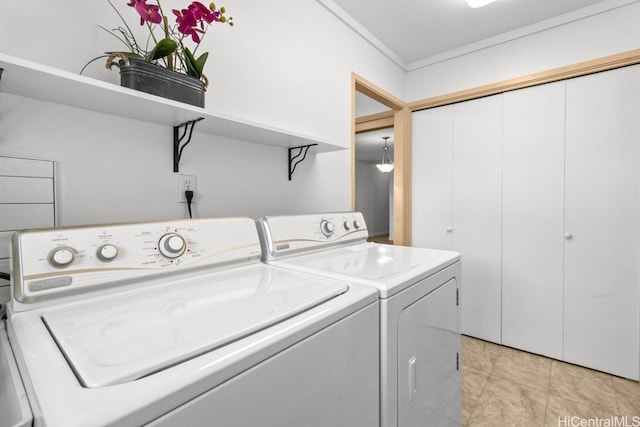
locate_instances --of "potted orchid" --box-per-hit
[94,0,233,106]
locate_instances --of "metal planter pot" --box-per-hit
[118,59,205,108]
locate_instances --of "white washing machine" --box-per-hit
[257,212,462,427]
[0,217,380,427]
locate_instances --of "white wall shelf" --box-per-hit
[0,53,344,154]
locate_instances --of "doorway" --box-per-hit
[351,73,411,245]
[355,125,394,244]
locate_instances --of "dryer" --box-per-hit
[1,217,379,427]
[257,212,461,427]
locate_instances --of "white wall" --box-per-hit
[0,0,405,226]
[405,1,640,101]
[355,161,391,237]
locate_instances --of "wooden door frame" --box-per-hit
[351,73,412,246]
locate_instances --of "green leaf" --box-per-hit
[184,48,208,79]
[195,52,208,75]
[183,47,200,78]
[146,39,177,61]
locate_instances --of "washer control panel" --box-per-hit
[12,217,261,306]
[258,212,369,260]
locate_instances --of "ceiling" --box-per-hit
[354,92,395,163]
[321,0,627,70]
[356,127,395,164]
[347,0,632,162]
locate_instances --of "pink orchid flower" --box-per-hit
[173,8,204,43]
[127,0,162,25]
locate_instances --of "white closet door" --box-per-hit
[412,105,453,250]
[452,95,503,343]
[564,65,640,380]
[501,82,565,359]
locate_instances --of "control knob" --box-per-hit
[320,220,335,237]
[343,221,351,231]
[49,247,75,268]
[353,220,361,230]
[158,233,187,258]
[97,244,119,262]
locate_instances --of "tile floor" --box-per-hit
[462,335,640,426]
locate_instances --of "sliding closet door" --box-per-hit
[564,65,640,380]
[501,82,565,359]
[412,105,454,250]
[452,95,503,343]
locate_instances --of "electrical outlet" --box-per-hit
[178,174,197,203]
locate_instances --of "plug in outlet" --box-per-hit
[178,174,197,203]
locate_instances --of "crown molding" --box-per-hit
[318,0,639,72]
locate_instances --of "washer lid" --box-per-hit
[42,265,347,388]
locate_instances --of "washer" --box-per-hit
[1,217,379,427]
[257,212,462,427]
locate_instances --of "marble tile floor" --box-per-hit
[462,335,640,427]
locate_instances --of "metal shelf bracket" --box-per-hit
[173,117,204,172]
[288,144,318,180]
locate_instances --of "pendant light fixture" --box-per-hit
[376,136,394,173]
[466,0,497,8]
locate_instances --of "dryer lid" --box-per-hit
[42,265,347,388]
[277,243,460,297]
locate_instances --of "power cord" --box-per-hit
[185,190,194,219]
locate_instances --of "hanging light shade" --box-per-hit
[466,0,497,8]
[376,136,394,173]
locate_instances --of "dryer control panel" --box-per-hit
[257,212,369,260]
[11,217,261,308]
